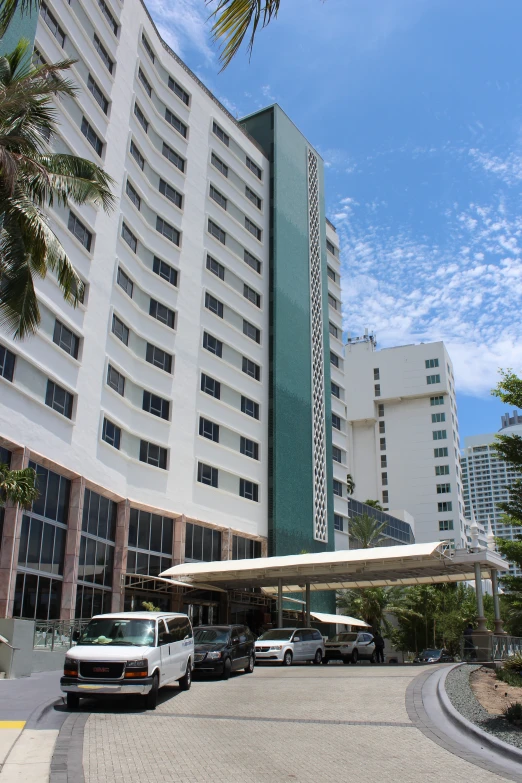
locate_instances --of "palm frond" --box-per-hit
[208,0,281,70]
[0,463,38,507]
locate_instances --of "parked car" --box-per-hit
[414,648,455,664]
[60,612,194,710]
[193,625,255,679]
[323,632,375,664]
[254,628,325,666]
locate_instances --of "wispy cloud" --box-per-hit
[468,148,522,186]
[146,0,214,63]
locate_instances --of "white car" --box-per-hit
[60,612,194,710]
[323,631,375,664]
[254,628,325,666]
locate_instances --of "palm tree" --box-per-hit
[346,473,355,496]
[348,513,387,550]
[364,499,383,510]
[0,40,114,338]
[0,461,37,506]
[336,586,418,633]
[207,0,281,69]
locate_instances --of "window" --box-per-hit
[140,440,167,469]
[240,478,258,501]
[382,490,389,504]
[245,186,261,209]
[138,68,152,97]
[437,483,451,494]
[162,142,185,172]
[374,384,381,397]
[327,266,336,282]
[438,501,452,512]
[199,417,219,443]
[107,365,125,396]
[45,380,73,418]
[208,219,226,244]
[87,74,108,113]
[153,256,178,287]
[134,102,148,132]
[165,108,187,138]
[80,117,104,156]
[197,462,218,487]
[425,358,439,368]
[213,121,229,146]
[241,396,259,419]
[102,418,121,449]
[332,413,341,430]
[333,480,343,497]
[378,403,384,417]
[379,421,385,434]
[121,222,137,252]
[244,249,261,273]
[185,522,221,562]
[93,33,113,73]
[328,293,337,309]
[332,446,342,463]
[331,382,340,398]
[156,216,180,246]
[150,299,175,329]
[143,391,170,420]
[146,343,172,373]
[381,455,387,467]
[432,412,445,423]
[430,395,444,406]
[125,181,140,211]
[382,472,388,485]
[243,284,261,307]
[334,514,344,531]
[159,179,183,209]
[245,216,261,240]
[53,320,79,358]
[232,536,261,560]
[166,75,189,104]
[330,351,339,368]
[210,184,227,210]
[326,239,335,255]
[205,292,224,318]
[434,447,449,458]
[40,2,65,46]
[98,0,118,35]
[68,211,92,251]
[433,430,447,440]
[130,140,145,170]
[211,153,228,177]
[246,156,261,179]
[0,344,15,381]
[203,332,222,357]
[201,373,220,399]
[380,437,386,450]
[427,374,441,384]
[242,356,260,380]
[206,254,225,280]
[435,465,450,476]
[240,437,259,460]
[243,319,260,343]
[439,520,454,531]
[374,368,380,380]
[112,315,129,345]
[142,33,155,63]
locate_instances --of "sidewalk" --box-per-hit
[0,670,65,783]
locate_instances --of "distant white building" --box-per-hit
[344,338,466,549]
[461,412,522,576]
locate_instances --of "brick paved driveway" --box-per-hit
[82,664,505,783]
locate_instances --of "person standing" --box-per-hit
[373,630,385,663]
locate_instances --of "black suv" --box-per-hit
[193,625,255,679]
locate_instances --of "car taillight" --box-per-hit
[64,657,78,677]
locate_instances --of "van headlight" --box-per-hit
[124,659,148,678]
[206,651,222,660]
[64,657,78,676]
[270,645,282,651]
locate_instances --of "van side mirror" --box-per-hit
[232,637,239,645]
[293,636,301,642]
[72,630,80,642]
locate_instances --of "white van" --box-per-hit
[60,612,194,710]
[254,628,325,665]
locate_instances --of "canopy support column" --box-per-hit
[490,569,505,635]
[278,579,283,627]
[305,583,311,627]
[474,562,488,633]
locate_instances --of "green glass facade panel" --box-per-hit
[0,6,38,57]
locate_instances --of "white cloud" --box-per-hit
[146,0,214,63]
[468,148,522,186]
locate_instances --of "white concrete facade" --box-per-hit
[344,340,466,548]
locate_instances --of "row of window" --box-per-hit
[204,292,261,343]
[208,218,263,273]
[211,152,263,210]
[199,417,259,459]
[197,462,259,502]
[212,121,262,180]
[101,416,168,468]
[206,255,261,309]
[117,265,176,329]
[111,313,173,372]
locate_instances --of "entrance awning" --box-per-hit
[160,542,508,591]
[311,612,370,628]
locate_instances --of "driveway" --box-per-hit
[79,664,510,783]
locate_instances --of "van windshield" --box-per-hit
[258,629,294,641]
[194,628,230,644]
[78,618,156,646]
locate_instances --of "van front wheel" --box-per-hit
[179,661,192,691]
[66,693,79,709]
[146,673,159,709]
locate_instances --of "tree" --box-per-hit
[348,513,386,550]
[0,461,37,506]
[364,499,383,510]
[0,41,114,338]
[207,0,281,69]
[336,586,418,634]
[142,601,160,612]
[346,473,355,496]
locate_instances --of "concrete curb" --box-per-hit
[438,663,522,766]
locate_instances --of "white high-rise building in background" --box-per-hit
[344,337,466,549]
[461,412,522,577]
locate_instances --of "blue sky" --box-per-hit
[148,0,522,441]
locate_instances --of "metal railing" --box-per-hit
[461,634,522,662]
[33,619,89,651]
[493,635,522,660]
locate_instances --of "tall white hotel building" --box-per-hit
[0,0,346,623]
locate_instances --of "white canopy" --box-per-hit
[311,612,370,628]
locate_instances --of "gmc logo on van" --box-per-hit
[93,667,110,673]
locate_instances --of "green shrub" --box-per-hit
[497,668,522,688]
[503,652,522,674]
[503,702,522,725]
